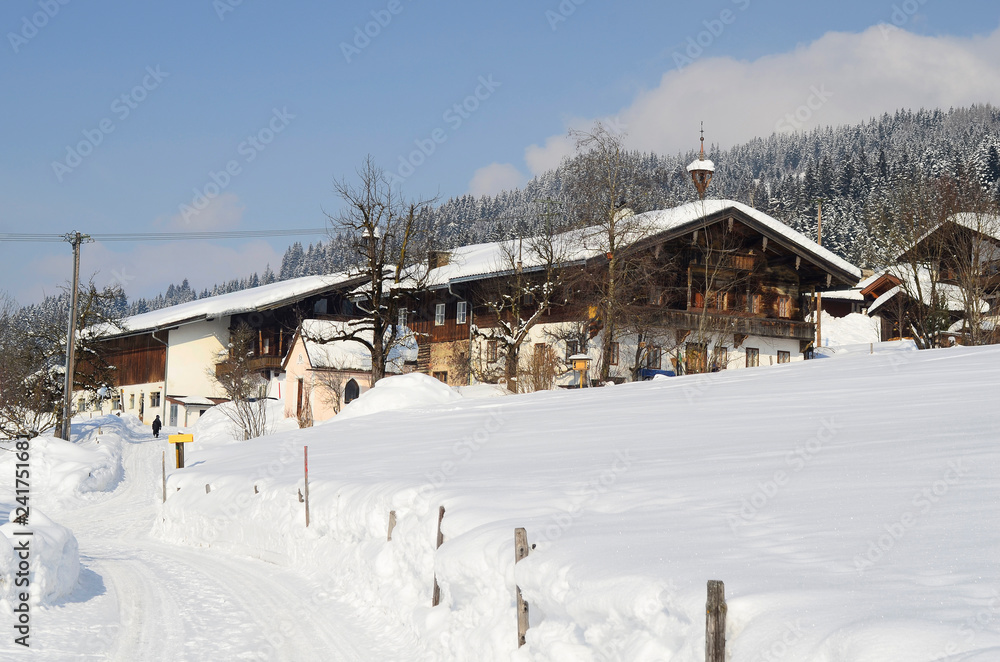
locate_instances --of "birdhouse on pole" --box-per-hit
[687,122,715,199]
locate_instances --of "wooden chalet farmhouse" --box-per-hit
[93,274,362,426]
[408,200,861,387]
[862,212,1000,344]
[88,205,861,426]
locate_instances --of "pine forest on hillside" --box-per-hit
[18,106,1000,323]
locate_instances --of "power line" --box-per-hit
[0,228,329,243]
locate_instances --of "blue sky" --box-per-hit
[2,0,999,304]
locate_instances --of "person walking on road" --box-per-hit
[152,414,162,438]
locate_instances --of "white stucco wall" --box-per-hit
[167,317,230,399]
[467,320,809,389]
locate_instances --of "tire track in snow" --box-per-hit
[59,432,404,660]
[96,557,184,662]
[142,541,376,661]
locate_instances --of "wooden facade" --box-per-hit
[99,334,166,386]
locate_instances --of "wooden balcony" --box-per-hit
[215,354,284,377]
[655,309,815,341]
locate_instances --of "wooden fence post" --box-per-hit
[706,580,726,662]
[387,510,397,541]
[303,446,310,528]
[431,505,445,606]
[514,527,530,648]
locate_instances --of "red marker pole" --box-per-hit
[303,446,310,528]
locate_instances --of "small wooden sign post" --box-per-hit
[431,506,445,607]
[514,527,530,648]
[705,580,727,662]
[168,433,194,469]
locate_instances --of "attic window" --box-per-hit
[313,299,328,314]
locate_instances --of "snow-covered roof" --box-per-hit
[865,264,985,316]
[425,200,860,289]
[293,319,416,373]
[821,288,866,301]
[169,395,216,406]
[116,273,355,336]
[686,158,716,172]
[637,200,860,281]
[948,212,1000,239]
[898,212,1000,262]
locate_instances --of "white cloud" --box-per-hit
[524,134,577,176]
[521,24,1000,175]
[467,162,527,196]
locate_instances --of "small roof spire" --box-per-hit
[687,122,715,199]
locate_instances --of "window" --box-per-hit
[150,392,161,407]
[718,292,728,311]
[433,371,448,384]
[777,350,791,364]
[565,340,580,362]
[344,379,360,404]
[524,292,534,305]
[456,301,467,325]
[609,342,619,366]
[749,293,761,314]
[646,345,661,370]
[686,342,707,373]
[398,307,407,328]
[746,347,759,367]
[778,295,790,318]
[129,394,135,409]
[262,337,270,355]
[712,346,728,371]
[487,340,498,362]
[434,303,446,326]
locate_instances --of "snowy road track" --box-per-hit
[2,431,403,661]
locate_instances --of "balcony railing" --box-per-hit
[655,309,815,341]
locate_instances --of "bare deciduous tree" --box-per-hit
[319,156,436,383]
[212,324,269,440]
[563,121,658,381]
[469,209,570,387]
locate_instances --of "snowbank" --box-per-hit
[0,508,80,606]
[814,338,919,359]
[154,345,1000,660]
[811,311,882,346]
[335,372,463,420]
[188,399,298,449]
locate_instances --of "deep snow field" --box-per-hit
[2,343,1000,660]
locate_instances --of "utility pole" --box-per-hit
[60,232,92,441]
[815,203,823,350]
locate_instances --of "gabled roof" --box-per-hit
[114,273,358,336]
[423,199,861,290]
[897,212,1000,262]
[285,319,416,373]
[866,265,984,316]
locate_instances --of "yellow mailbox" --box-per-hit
[168,433,193,469]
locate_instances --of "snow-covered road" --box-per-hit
[2,428,406,661]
